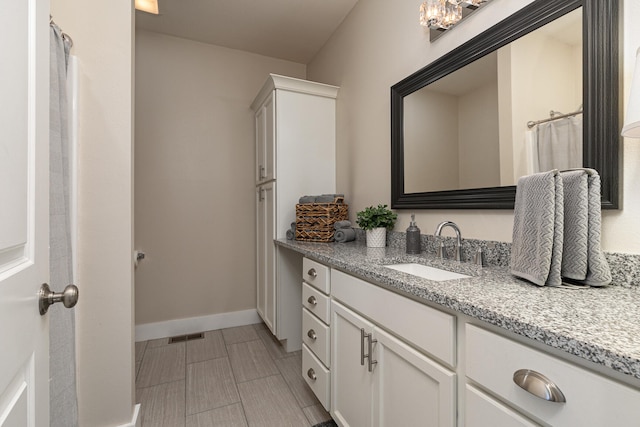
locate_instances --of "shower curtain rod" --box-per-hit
[49,16,74,48]
[527,109,582,129]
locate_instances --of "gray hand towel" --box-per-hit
[561,169,611,286]
[298,195,316,204]
[511,170,564,286]
[315,195,337,203]
[291,222,296,233]
[560,170,589,280]
[334,220,352,230]
[334,228,356,243]
[286,229,295,240]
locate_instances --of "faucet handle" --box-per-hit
[473,248,484,267]
[437,241,446,260]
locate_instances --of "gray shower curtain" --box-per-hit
[49,21,78,427]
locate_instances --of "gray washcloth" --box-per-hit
[511,170,564,286]
[334,228,356,243]
[561,169,611,286]
[334,220,352,230]
[291,222,296,233]
[298,196,316,204]
[286,229,295,240]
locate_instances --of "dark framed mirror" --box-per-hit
[391,0,620,209]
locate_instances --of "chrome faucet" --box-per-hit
[434,221,463,262]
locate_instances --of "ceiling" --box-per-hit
[135,0,359,64]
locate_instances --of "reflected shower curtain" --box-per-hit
[49,22,79,427]
[536,116,583,172]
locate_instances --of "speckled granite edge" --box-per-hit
[276,238,640,382]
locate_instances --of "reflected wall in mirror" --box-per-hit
[391,0,620,209]
[404,9,581,194]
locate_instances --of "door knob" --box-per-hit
[39,283,79,315]
[307,295,317,306]
[307,329,317,340]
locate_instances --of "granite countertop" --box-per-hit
[276,238,640,383]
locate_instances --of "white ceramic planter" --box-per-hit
[366,227,387,248]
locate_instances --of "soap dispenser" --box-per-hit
[406,214,421,254]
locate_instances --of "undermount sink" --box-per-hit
[384,263,471,282]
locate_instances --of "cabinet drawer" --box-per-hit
[302,308,330,367]
[331,269,456,368]
[465,324,640,425]
[303,258,330,293]
[465,384,538,427]
[303,344,330,411]
[302,282,330,324]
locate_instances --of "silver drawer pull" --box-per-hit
[307,295,317,306]
[513,369,566,403]
[360,328,366,366]
[307,329,317,340]
[307,268,317,278]
[307,368,317,380]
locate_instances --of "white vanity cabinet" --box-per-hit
[252,75,338,348]
[330,270,457,427]
[465,323,640,426]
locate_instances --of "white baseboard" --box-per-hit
[135,309,262,342]
[117,404,141,427]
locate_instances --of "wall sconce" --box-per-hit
[135,0,159,15]
[622,47,640,138]
[420,0,491,41]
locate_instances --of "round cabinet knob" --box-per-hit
[307,368,317,380]
[307,268,317,278]
[307,296,317,306]
[307,329,317,340]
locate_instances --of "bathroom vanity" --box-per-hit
[278,239,640,426]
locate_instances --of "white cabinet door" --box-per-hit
[255,93,275,184]
[373,327,456,427]
[256,182,276,333]
[331,301,374,427]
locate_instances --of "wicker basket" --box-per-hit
[295,197,348,242]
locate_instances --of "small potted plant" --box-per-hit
[356,204,397,248]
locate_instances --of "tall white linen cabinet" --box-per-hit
[251,74,339,352]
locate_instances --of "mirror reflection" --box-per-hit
[403,8,582,194]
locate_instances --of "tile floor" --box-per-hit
[135,323,333,427]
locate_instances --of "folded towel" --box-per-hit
[511,170,564,286]
[298,196,316,204]
[286,229,295,240]
[561,169,611,286]
[560,170,589,280]
[334,228,356,243]
[315,195,337,203]
[333,220,352,230]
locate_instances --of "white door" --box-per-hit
[331,301,374,427]
[0,0,50,425]
[256,182,276,333]
[373,327,456,427]
[255,92,275,184]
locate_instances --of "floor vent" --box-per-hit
[168,332,204,344]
